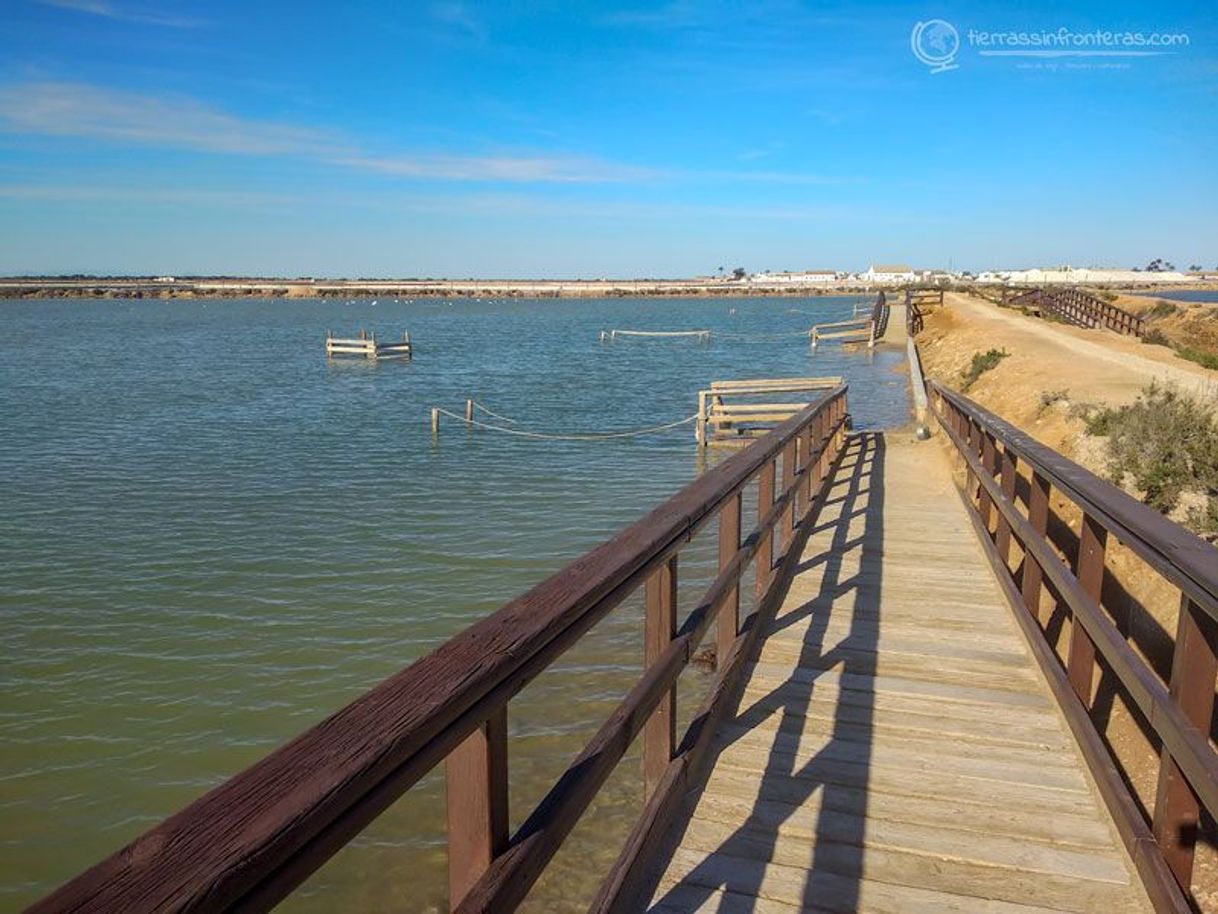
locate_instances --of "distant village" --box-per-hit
[735,263,1211,287]
[2,262,1213,300]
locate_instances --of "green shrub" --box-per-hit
[961,348,1009,390]
[1038,388,1069,414]
[1082,406,1117,436]
[1148,299,1178,318]
[1095,383,1218,533]
[1176,346,1218,371]
[1142,328,1171,347]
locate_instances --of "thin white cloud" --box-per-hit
[0,81,654,184]
[0,82,333,155]
[0,183,292,206]
[334,154,656,183]
[428,1,486,42]
[36,0,204,28]
[0,81,852,188]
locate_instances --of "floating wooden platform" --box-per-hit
[646,433,1153,914]
[697,377,843,447]
[325,329,412,360]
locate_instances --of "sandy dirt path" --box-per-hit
[934,292,1218,404]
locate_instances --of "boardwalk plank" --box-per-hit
[649,434,1151,914]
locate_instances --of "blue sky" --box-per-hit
[0,0,1214,276]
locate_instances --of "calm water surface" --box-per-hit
[1,296,910,911]
[1128,289,1218,303]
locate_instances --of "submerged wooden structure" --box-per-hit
[31,367,1218,913]
[600,329,711,343]
[810,292,889,347]
[695,376,843,448]
[325,329,413,360]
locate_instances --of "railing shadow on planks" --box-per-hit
[810,291,887,347]
[928,380,1217,914]
[30,388,852,914]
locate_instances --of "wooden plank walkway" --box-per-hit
[646,432,1154,914]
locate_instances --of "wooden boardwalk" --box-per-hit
[647,432,1154,914]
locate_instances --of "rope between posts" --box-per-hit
[716,329,813,341]
[433,408,700,441]
[470,400,518,424]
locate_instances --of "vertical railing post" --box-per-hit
[643,555,678,798]
[447,708,509,910]
[1021,472,1051,625]
[815,411,828,493]
[1152,595,1218,890]
[996,446,1017,564]
[717,492,742,666]
[1067,513,1106,705]
[780,438,796,554]
[798,423,814,519]
[965,419,981,509]
[755,458,776,602]
[980,433,998,535]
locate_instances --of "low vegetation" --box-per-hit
[961,348,1008,390]
[1037,388,1070,415]
[1176,345,1218,371]
[1083,383,1218,535]
[1148,299,1179,318]
[1141,328,1172,347]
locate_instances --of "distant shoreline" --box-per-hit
[2,277,1216,300]
[0,278,870,299]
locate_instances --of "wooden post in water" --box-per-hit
[466,399,474,423]
[432,408,441,436]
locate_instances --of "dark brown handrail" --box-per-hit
[904,287,941,336]
[928,380,1217,913]
[31,387,850,914]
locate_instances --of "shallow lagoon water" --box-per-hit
[0,295,911,911]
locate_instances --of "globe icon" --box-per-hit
[911,19,960,72]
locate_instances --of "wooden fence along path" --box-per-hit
[810,292,888,348]
[29,374,1218,912]
[326,329,413,360]
[1002,287,1145,337]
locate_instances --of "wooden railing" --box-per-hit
[810,291,887,347]
[32,388,851,914]
[928,380,1217,914]
[1001,287,1145,337]
[904,288,942,336]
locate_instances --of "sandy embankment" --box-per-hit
[915,293,1217,911]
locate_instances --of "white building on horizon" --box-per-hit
[976,266,1197,286]
[751,269,842,285]
[864,264,916,284]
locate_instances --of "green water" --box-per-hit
[0,296,911,911]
